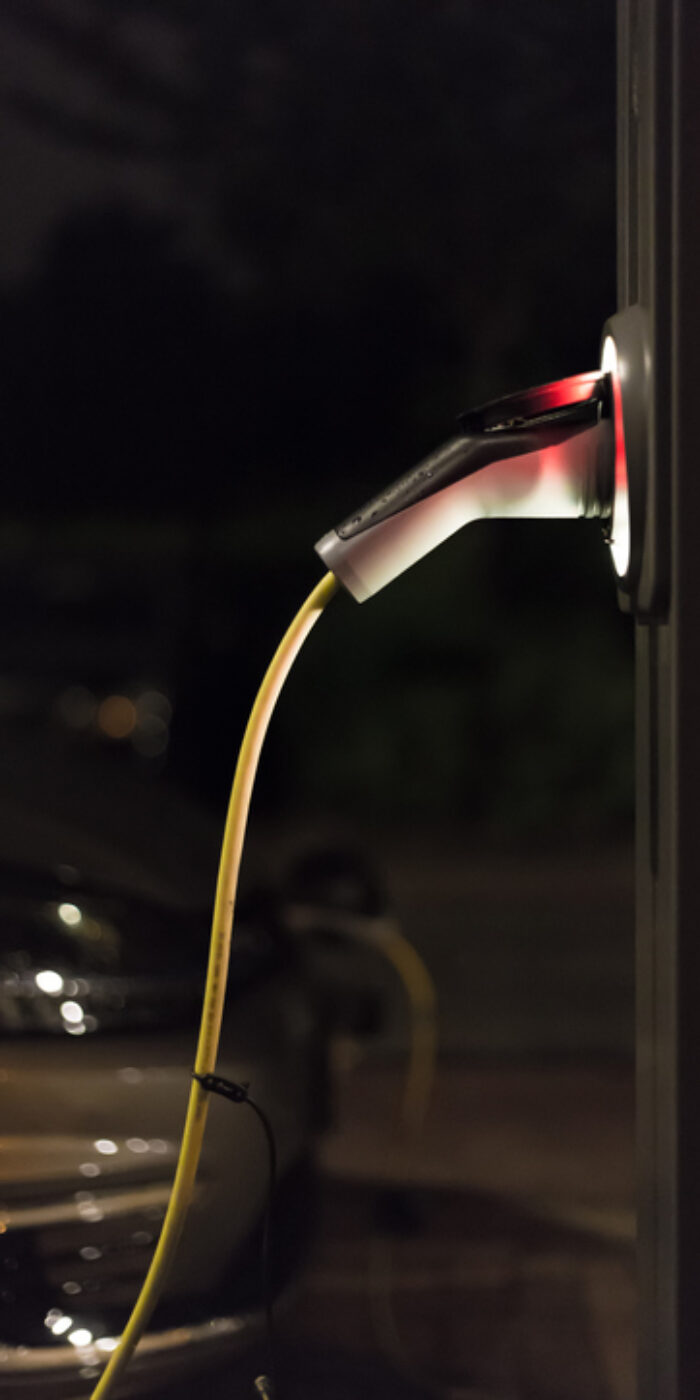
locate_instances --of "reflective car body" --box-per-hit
[0,810,321,1397]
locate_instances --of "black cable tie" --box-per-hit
[192,1071,250,1103]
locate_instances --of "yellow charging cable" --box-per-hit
[90,570,338,1400]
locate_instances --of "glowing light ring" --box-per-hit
[601,336,631,579]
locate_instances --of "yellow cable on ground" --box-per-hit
[286,904,438,1137]
[376,923,437,1138]
[90,570,338,1400]
[343,916,438,1137]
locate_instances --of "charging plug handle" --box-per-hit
[317,371,614,601]
[336,425,586,543]
[338,372,611,543]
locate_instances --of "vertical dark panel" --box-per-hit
[672,6,700,1396]
[622,1,700,1395]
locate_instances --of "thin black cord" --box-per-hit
[243,1094,278,1359]
[193,1073,278,1396]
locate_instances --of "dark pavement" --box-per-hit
[162,1055,634,1400]
[161,835,636,1399]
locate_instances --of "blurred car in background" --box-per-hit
[0,752,331,1399]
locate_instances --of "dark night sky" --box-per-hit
[0,2,617,505]
[0,1,631,843]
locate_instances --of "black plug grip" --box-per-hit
[335,418,601,542]
[336,430,544,541]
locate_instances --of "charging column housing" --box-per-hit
[619,1,700,1395]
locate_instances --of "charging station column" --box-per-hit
[620,1,700,1395]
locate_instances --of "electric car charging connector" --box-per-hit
[317,306,652,615]
[316,371,615,602]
